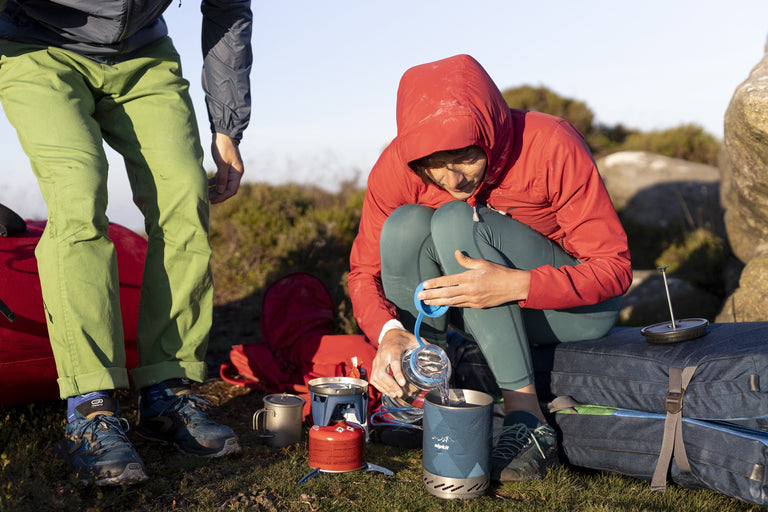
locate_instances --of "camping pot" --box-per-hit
[422,389,493,499]
[308,377,368,437]
[252,393,305,447]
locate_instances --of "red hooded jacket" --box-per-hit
[349,55,632,346]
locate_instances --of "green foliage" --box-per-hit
[207,181,365,344]
[500,86,721,164]
[655,228,727,295]
[585,122,636,156]
[209,182,363,303]
[502,85,594,137]
[620,124,720,166]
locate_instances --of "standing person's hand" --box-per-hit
[208,133,244,204]
[370,328,420,397]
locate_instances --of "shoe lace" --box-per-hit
[70,415,132,455]
[492,423,544,464]
[153,394,213,425]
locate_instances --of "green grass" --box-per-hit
[0,380,761,511]
[0,182,757,510]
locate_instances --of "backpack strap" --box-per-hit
[0,298,14,322]
[651,365,697,491]
[0,204,24,321]
[0,203,26,237]
[547,395,583,414]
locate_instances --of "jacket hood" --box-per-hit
[394,54,514,186]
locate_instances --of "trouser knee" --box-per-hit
[431,201,475,246]
[381,204,434,271]
[381,204,433,247]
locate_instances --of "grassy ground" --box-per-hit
[0,378,762,511]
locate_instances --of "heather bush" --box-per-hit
[501,86,720,164]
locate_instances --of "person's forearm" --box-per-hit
[201,0,253,141]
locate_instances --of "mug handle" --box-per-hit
[252,408,276,439]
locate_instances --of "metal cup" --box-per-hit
[253,393,306,447]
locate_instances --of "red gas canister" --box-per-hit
[307,421,365,472]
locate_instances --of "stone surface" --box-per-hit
[716,38,768,322]
[716,252,768,322]
[720,40,768,264]
[620,271,721,327]
[597,151,722,232]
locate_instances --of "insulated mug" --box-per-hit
[422,389,493,499]
[253,393,305,447]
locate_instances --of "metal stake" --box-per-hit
[657,266,677,331]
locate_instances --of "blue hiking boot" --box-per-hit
[135,379,241,457]
[59,396,148,486]
[491,411,559,482]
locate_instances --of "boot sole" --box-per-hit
[83,462,149,486]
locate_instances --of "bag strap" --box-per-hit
[0,203,26,237]
[547,395,583,413]
[0,298,14,322]
[650,365,697,491]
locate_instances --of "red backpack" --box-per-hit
[219,272,380,419]
[0,206,145,407]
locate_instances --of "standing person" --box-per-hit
[348,54,632,482]
[0,0,252,485]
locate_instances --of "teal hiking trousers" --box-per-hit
[0,37,212,398]
[380,202,622,391]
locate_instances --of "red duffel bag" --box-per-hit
[0,204,146,407]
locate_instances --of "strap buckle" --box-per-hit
[665,390,684,414]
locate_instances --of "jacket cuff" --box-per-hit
[378,318,406,345]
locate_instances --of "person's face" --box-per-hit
[425,153,487,200]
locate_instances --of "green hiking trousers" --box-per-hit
[0,37,212,398]
[380,202,622,391]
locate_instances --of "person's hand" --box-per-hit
[370,328,420,397]
[417,250,531,308]
[208,133,244,204]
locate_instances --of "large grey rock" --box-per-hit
[720,42,768,264]
[717,38,768,322]
[597,151,722,233]
[716,252,768,322]
[620,271,721,327]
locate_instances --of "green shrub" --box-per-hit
[501,86,720,164]
[618,124,720,166]
[655,227,727,295]
[502,85,594,138]
[209,182,364,336]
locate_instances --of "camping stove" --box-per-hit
[297,421,393,484]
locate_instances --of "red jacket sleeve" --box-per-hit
[348,149,412,346]
[519,121,632,309]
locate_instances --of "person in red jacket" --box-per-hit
[348,54,632,482]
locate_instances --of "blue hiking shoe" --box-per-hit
[491,411,559,482]
[59,396,148,486]
[135,379,241,457]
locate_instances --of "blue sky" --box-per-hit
[2,1,768,230]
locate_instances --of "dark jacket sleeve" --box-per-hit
[200,0,252,141]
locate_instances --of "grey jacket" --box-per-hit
[0,0,252,140]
